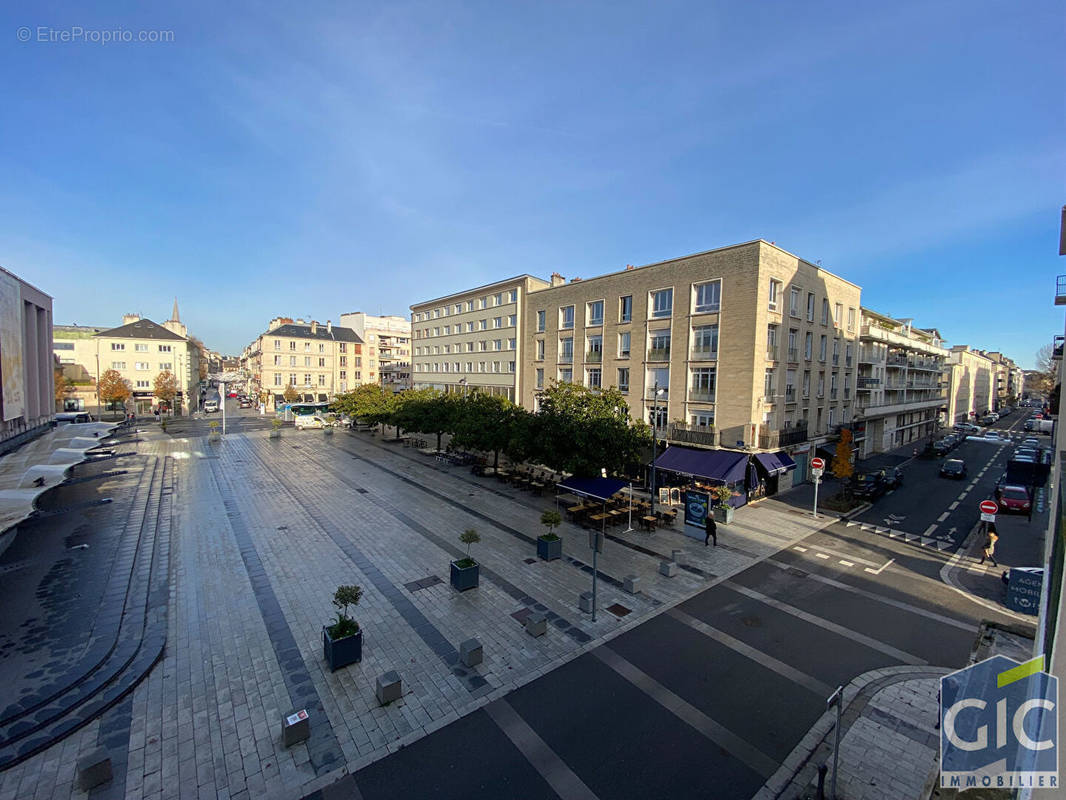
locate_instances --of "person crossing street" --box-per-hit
[704,514,717,547]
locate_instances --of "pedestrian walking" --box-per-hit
[704,514,717,547]
[979,528,999,566]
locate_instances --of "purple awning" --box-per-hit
[557,476,629,501]
[754,451,797,476]
[653,446,748,484]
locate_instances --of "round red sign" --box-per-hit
[979,500,998,515]
[811,457,825,470]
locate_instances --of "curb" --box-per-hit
[939,520,1036,624]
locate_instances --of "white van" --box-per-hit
[294,414,327,430]
[203,399,219,413]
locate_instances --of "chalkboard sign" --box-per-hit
[1006,567,1043,615]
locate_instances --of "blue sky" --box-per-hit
[1,0,1062,367]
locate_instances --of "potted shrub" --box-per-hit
[208,420,221,443]
[450,529,481,591]
[269,418,283,439]
[711,485,735,524]
[537,510,563,561]
[322,584,363,671]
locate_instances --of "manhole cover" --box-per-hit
[523,558,537,565]
[606,603,631,618]
[277,526,288,531]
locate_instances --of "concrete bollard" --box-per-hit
[459,638,483,667]
[671,549,684,564]
[77,748,113,791]
[376,671,403,705]
[659,560,677,577]
[282,709,310,747]
[579,591,594,613]
[525,613,548,637]
[623,574,640,594]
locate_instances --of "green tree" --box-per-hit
[331,383,396,432]
[449,392,520,471]
[283,383,299,404]
[98,369,132,415]
[390,388,459,451]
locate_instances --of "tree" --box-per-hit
[832,428,855,496]
[331,383,396,432]
[390,388,459,451]
[539,510,562,541]
[283,383,299,404]
[97,369,132,413]
[54,367,75,410]
[188,335,210,382]
[1030,344,1056,397]
[153,370,179,413]
[449,392,520,471]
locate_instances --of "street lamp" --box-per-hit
[649,382,666,516]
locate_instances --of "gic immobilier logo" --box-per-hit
[941,654,1058,790]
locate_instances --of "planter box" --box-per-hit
[537,536,562,561]
[322,626,362,671]
[269,430,281,439]
[208,432,221,443]
[450,561,479,591]
[714,505,735,524]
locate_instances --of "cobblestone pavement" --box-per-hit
[0,426,836,800]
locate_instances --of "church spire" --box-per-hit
[170,297,180,323]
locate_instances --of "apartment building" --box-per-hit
[244,318,362,409]
[520,240,862,482]
[1,267,54,447]
[854,309,948,457]
[411,275,551,400]
[65,306,202,416]
[339,312,412,393]
[943,346,995,425]
[979,351,1024,408]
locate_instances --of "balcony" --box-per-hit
[559,353,574,364]
[691,347,718,361]
[845,356,852,368]
[585,350,602,363]
[830,388,838,400]
[1057,275,1066,305]
[668,423,718,448]
[785,387,797,403]
[832,354,839,366]
[766,346,778,361]
[787,347,799,362]
[758,425,809,449]
[688,390,715,403]
[647,347,671,362]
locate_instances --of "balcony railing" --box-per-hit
[668,423,718,448]
[559,353,573,364]
[758,425,809,449]
[830,388,838,400]
[1057,275,1066,306]
[766,346,778,361]
[787,347,799,362]
[585,350,602,363]
[647,347,671,361]
[691,347,718,361]
[845,356,852,367]
[785,387,797,403]
[688,390,715,403]
[832,354,839,366]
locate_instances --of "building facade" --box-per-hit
[979,351,1024,409]
[244,318,362,409]
[519,240,862,481]
[411,275,551,400]
[853,309,948,457]
[0,267,54,447]
[339,313,412,393]
[943,346,995,425]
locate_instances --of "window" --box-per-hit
[586,368,602,389]
[494,293,503,306]
[789,287,800,317]
[493,317,502,329]
[54,341,74,350]
[559,368,573,383]
[692,325,718,359]
[648,329,671,359]
[764,368,776,399]
[691,411,714,428]
[536,368,544,389]
[618,331,631,358]
[786,369,796,400]
[478,362,486,373]
[819,335,827,361]
[304,342,310,351]
[111,361,126,369]
[134,362,149,370]
[802,371,811,398]
[508,338,516,350]
[355,357,362,366]
[111,343,125,351]
[135,343,148,352]
[493,339,502,351]
[304,374,312,386]
[479,297,487,309]
[647,367,670,397]
[587,300,604,326]
[508,314,517,327]
[478,341,487,352]
[492,361,500,373]
[136,380,150,389]
[478,319,487,331]
[340,356,347,367]
[560,337,574,363]
[817,372,825,397]
[339,343,347,353]
[822,298,829,326]
[444,325,451,335]
[274,374,282,386]
[159,344,172,353]
[586,334,603,362]
[274,355,281,366]
[159,362,172,371]
[804,332,813,360]
[465,342,474,352]
[454,303,462,315]
[560,305,575,329]
[274,339,281,351]
[289,373,296,385]
[834,303,843,326]
[691,367,716,399]
[693,281,721,314]
[319,343,325,353]
[535,340,545,360]
[290,356,297,367]
[466,321,474,333]
[619,295,632,322]
[509,290,518,303]
[536,310,546,332]
[318,375,326,387]
[318,358,326,367]
[806,292,815,322]
[650,288,673,318]
[434,308,441,318]
[617,367,630,392]
[768,280,781,311]
[305,356,312,367]
[847,307,856,331]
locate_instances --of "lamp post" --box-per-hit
[649,382,666,516]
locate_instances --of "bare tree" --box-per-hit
[1036,343,1055,375]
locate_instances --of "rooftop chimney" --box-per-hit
[550,272,565,287]
[122,313,141,325]
[571,277,582,283]
[625,264,634,270]
[311,321,318,334]
[327,320,332,334]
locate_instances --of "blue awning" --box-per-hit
[653,446,748,484]
[557,476,629,501]
[754,451,798,476]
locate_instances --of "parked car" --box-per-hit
[238,398,254,408]
[954,423,981,433]
[852,472,887,500]
[294,414,327,429]
[939,459,967,479]
[1023,437,1040,448]
[882,466,904,490]
[203,398,219,413]
[56,411,93,424]
[998,485,1032,514]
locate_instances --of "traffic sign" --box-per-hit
[979,500,998,515]
[811,457,825,470]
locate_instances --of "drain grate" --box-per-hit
[606,603,631,618]
[403,575,443,592]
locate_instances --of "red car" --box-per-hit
[998,485,1031,514]
[227,391,238,398]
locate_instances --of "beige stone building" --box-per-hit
[339,313,412,393]
[411,275,551,400]
[943,345,995,425]
[519,240,862,482]
[979,350,1024,408]
[244,318,362,409]
[854,309,948,457]
[53,303,202,416]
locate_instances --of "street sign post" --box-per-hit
[811,457,825,519]
[219,381,226,436]
[827,685,844,799]
[979,499,997,523]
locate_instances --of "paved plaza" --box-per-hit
[0,420,1023,799]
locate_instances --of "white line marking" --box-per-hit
[838,560,854,567]
[949,502,959,510]
[793,546,808,552]
[923,524,937,537]
[815,552,830,559]
[937,512,949,522]
[957,494,967,502]
[863,558,895,576]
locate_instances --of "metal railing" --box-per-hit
[559,353,573,364]
[832,354,839,366]
[758,426,809,449]
[691,347,718,361]
[688,390,715,402]
[766,346,778,361]
[668,423,718,447]
[585,350,602,363]
[785,388,797,403]
[647,347,671,361]
[788,347,799,362]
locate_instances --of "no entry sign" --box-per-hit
[811,457,825,470]
[979,499,997,522]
